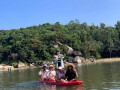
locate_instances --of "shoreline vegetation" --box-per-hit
[0,58,120,72]
[1,20,120,72]
[1,20,120,70]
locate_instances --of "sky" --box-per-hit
[0,0,120,30]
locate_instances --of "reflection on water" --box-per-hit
[0,61,120,89]
[4,81,83,90]
[38,83,83,90]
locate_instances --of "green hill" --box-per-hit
[0,20,120,65]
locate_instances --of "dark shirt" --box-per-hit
[58,57,61,67]
[65,70,76,81]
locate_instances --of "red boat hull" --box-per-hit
[39,79,83,86]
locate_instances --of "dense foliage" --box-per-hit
[0,19,120,65]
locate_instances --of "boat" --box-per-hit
[39,79,83,86]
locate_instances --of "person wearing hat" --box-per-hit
[65,63,78,81]
[47,65,56,81]
[56,67,66,82]
[39,64,49,80]
[53,49,65,69]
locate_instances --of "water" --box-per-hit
[0,61,120,90]
[79,62,120,90]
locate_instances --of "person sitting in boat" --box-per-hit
[65,63,78,82]
[56,66,66,82]
[38,64,49,80]
[53,49,65,69]
[47,65,56,81]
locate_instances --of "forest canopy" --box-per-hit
[0,19,120,65]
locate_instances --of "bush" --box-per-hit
[12,62,18,68]
[64,56,73,62]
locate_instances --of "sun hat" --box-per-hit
[65,63,75,69]
[58,67,63,70]
[43,64,47,67]
[48,65,55,70]
[49,65,54,68]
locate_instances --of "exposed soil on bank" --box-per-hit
[95,58,120,63]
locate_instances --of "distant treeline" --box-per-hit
[0,19,120,65]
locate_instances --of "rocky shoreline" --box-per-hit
[0,58,120,72]
[0,65,38,72]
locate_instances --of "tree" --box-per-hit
[83,40,103,58]
[0,19,120,65]
[100,23,105,29]
[115,21,120,30]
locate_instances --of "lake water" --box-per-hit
[0,61,120,90]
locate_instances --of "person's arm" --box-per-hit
[64,70,67,79]
[53,54,57,58]
[38,69,43,75]
[46,71,49,78]
[74,69,78,77]
[63,54,66,57]
[50,71,56,77]
[61,54,65,59]
[47,71,56,78]
[56,71,59,79]
[65,71,68,78]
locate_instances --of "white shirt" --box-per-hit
[47,71,56,79]
[59,72,65,79]
[39,69,49,79]
[55,54,64,61]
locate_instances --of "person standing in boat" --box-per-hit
[53,49,65,69]
[39,64,49,80]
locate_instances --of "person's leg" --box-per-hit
[61,79,68,83]
[56,79,61,82]
[69,79,76,82]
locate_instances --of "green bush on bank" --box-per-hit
[12,62,18,68]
